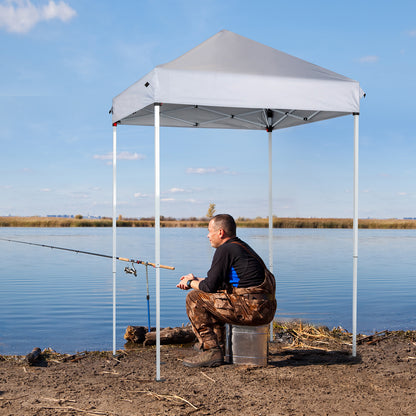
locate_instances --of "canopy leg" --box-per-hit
[268,131,274,341]
[352,113,359,357]
[154,103,161,380]
[112,123,117,355]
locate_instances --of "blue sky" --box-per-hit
[1,0,415,220]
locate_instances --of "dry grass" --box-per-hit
[1,216,415,229]
[273,320,416,351]
[0,216,204,228]
[238,217,416,229]
[274,321,352,350]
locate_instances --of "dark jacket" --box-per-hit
[199,237,266,293]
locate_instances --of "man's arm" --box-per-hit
[198,244,231,292]
[177,241,233,292]
[176,273,204,291]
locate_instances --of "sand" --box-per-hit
[1,329,416,415]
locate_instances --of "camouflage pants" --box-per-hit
[186,289,276,350]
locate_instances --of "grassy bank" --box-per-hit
[1,216,416,229]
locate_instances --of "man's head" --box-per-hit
[207,214,236,248]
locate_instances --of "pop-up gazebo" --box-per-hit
[111,30,364,380]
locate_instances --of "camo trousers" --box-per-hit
[186,270,276,350]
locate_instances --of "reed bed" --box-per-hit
[1,216,415,229]
[273,320,416,351]
[274,321,352,350]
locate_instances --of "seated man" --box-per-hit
[177,214,276,367]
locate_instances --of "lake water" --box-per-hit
[1,227,415,355]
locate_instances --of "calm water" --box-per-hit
[1,227,415,355]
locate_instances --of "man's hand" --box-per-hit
[176,273,197,290]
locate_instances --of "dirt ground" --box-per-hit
[1,328,416,416]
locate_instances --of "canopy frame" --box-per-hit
[111,112,360,376]
[110,30,363,380]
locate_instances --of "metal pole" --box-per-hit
[154,103,161,380]
[145,264,151,332]
[352,113,359,357]
[112,123,117,355]
[268,131,273,271]
[268,131,274,341]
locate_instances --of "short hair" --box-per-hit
[211,214,236,237]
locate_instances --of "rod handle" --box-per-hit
[148,262,175,270]
[118,257,175,270]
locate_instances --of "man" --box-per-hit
[177,214,276,367]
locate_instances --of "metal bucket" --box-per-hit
[225,324,269,366]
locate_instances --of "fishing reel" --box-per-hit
[124,263,137,277]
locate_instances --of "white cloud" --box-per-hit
[93,151,146,165]
[0,0,77,34]
[164,187,195,195]
[398,192,408,196]
[118,151,145,161]
[43,0,74,20]
[168,187,185,193]
[186,167,236,175]
[358,55,379,63]
[406,29,416,37]
[134,192,149,198]
[40,188,51,192]
[187,167,217,174]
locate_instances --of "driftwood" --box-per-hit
[124,326,153,344]
[124,325,196,346]
[25,347,42,365]
[357,330,390,345]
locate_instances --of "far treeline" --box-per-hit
[1,216,416,229]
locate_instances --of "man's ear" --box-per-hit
[218,228,225,238]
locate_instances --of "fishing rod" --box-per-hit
[1,237,175,333]
[0,237,175,270]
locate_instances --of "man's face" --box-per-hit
[207,220,222,248]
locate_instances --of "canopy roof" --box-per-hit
[112,30,364,130]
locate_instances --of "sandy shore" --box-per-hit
[1,328,416,415]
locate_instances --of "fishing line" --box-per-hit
[0,237,174,269]
[1,236,175,333]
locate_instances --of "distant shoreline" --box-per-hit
[1,216,416,229]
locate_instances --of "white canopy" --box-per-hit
[112,30,363,128]
[111,30,364,380]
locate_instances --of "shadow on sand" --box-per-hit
[268,348,361,367]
